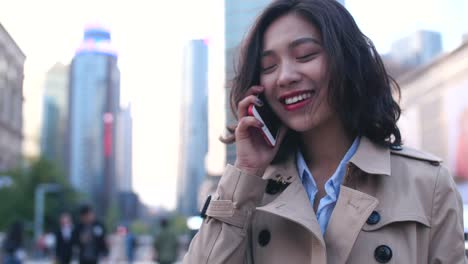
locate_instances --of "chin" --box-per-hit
[285,119,315,132]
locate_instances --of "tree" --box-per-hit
[0,158,81,233]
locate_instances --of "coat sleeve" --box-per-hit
[429,165,467,264]
[183,164,267,264]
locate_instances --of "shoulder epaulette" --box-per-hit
[390,145,442,166]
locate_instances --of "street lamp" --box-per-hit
[34,183,61,241]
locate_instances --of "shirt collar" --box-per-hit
[296,137,360,185]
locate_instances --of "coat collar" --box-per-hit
[263,136,391,181]
[349,137,391,177]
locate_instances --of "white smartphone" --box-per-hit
[248,93,280,147]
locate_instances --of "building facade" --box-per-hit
[68,25,120,215]
[224,0,272,165]
[398,41,468,183]
[177,39,209,216]
[41,63,69,171]
[0,23,25,171]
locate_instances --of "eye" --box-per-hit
[262,64,277,74]
[297,52,318,61]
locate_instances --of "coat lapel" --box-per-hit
[258,155,327,263]
[257,178,324,246]
[323,137,390,262]
[257,178,327,264]
[324,185,379,263]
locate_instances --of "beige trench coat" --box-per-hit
[183,137,467,263]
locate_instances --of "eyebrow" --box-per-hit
[290,37,322,48]
[261,37,322,57]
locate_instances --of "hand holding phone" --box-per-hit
[234,87,286,177]
[247,93,281,147]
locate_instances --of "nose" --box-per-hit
[277,61,301,88]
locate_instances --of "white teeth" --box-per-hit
[284,92,313,105]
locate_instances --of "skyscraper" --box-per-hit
[0,23,25,171]
[68,24,120,215]
[390,30,443,68]
[177,39,209,216]
[115,105,137,222]
[116,105,133,192]
[41,63,69,171]
[224,0,272,165]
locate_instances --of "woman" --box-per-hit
[184,0,466,263]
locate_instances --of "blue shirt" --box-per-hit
[296,137,360,234]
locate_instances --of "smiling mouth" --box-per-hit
[279,90,316,111]
[282,92,313,105]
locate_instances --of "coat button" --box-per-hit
[258,229,271,247]
[374,245,392,263]
[366,211,381,225]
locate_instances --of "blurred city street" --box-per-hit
[24,235,187,263]
[1,0,468,262]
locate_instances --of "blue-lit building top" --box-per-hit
[76,24,117,57]
[68,25,120,215]
[177,39,209,216]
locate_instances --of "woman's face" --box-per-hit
[260,13,336,133]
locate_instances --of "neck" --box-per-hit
[299,115,353,175]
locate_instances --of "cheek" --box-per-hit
[314,92,336,124]
[260,74,275,89]
[260,76,278,104]
[300,54,328,80]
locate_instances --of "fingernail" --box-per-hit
[255,98,264,106]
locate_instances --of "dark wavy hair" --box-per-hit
[223,0,402,159]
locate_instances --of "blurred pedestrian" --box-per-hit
[2,220,25,264]
[153,218,178,264]
[108,225,126,262]
[125,227,137,263]
[53,212,74,264]
[72,205,108,264]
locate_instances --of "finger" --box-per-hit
[236,116,263,140]
[244,85,264,97]
[237,95,264,119]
